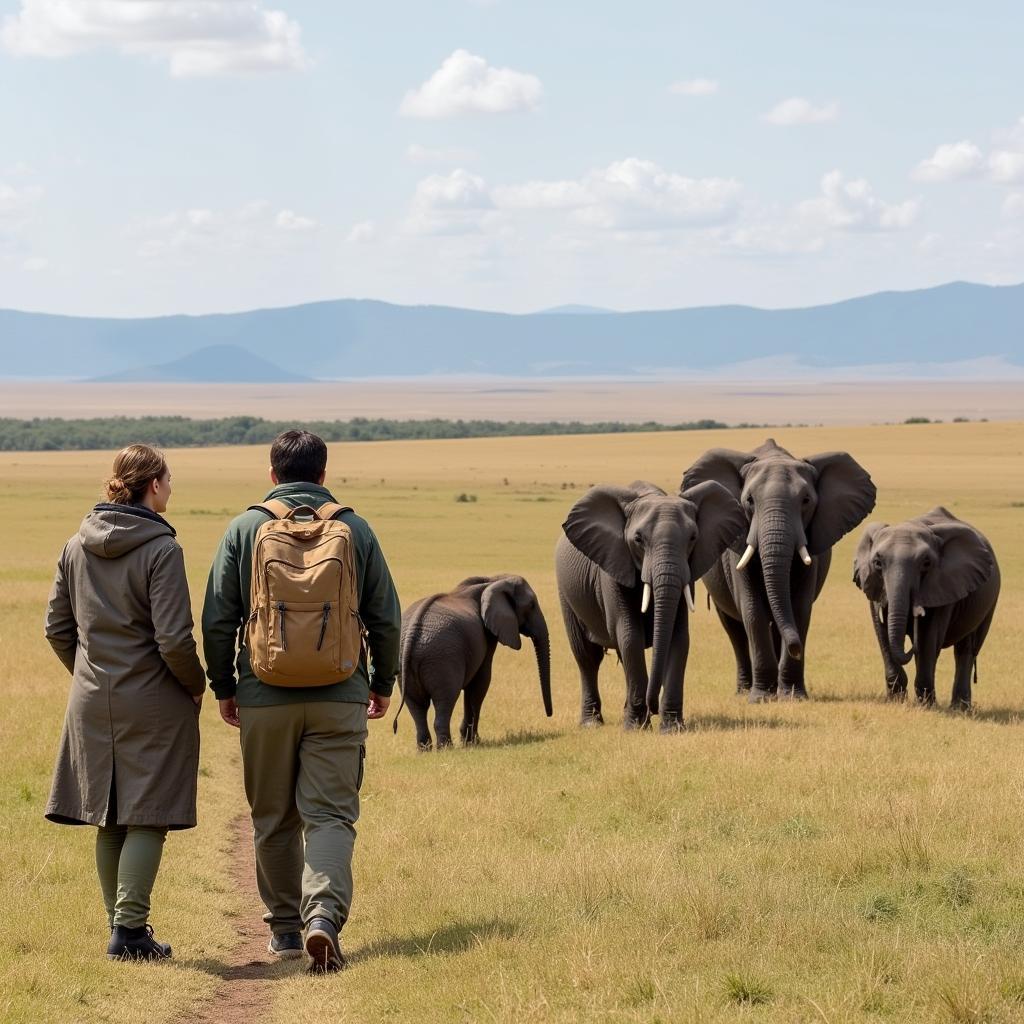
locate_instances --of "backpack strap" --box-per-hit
[317,502,354,521]
[247,499,293,520]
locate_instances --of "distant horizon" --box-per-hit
[2,276,1021,323]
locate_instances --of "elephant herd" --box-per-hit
[396,439,1001,748]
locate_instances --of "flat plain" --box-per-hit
[2,421,1023,1023]
[4,377,1024,425]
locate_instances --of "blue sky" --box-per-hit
[1,0,1022,316]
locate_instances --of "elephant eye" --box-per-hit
[872,556,882,570]
[633,531,644,545]
[921,558,931,571]
[801,494,811,505]
[745,496,754,507]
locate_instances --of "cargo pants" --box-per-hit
[239,701,367,935]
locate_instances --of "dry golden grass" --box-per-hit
[1,421,1023,1023]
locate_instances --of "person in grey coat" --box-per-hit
[44,443,206,961]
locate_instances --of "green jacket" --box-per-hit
[201,482,401,706]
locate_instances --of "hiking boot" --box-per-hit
[304,917,345,973]
[268,931,304,960]
[106,924,172,961]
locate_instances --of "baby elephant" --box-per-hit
[398,575,553,749]
[853,507,1000,708]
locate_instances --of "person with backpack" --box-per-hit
[202,430,401,972]
[44,443,206,961]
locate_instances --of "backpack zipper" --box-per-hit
[277,602,287,650]
[317,602,331,651]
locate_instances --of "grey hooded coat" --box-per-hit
[44,505,206,830]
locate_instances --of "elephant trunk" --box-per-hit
[758,505,803,660]
[885,574,915,666]
[531,625,553,717]
[646,573,683,714]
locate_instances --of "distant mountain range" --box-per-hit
[0,281,1021,381]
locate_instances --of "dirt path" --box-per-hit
[184,816,293,1024]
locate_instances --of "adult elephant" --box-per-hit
[682,439,876,701]
[397,574,552,750]
[555,480,745,731]
[853,508,999,708]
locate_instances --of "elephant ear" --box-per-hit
[481,578,522,650]
[562,485,638,587]
[804,452,877,554]
[852,522,887,601]
[680,448,754,500]
[680,480,747,581]
[918,522,995,607]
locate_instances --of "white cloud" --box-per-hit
[1,0,308,77]
[22,255,48,271]
[912,141,985,182]
[918,232,943,254]
[669,78,719,97]
[347,220,376,243]
[799,170,920,231]
[1002,193,1024,219]
[399,49,542,118]
[406,168,495,235]
[762,97,839,126]
[275,209,316,231]
[494,158,742,230]
[0,180,43,216]
[989,149,1024,185]
[134,201,318,259]
[405,143,477,165]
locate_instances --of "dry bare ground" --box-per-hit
[2,378,1023,425]
[1,422,1023,1023]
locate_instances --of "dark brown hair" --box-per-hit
[270,430,328,484]
[105,444,168,505]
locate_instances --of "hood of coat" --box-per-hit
[79,504,175,558]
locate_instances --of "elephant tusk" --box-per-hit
[641,582,652,614]
[798,545,812,566]
[878,606,885,625]
[685,584,695,614]
[913,605,925,618]
[736,544,756,570]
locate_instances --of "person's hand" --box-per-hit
[367,692,391,720]
[219,697,241,728]
[192,693,203,709]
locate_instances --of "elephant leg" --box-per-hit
[951,637,974,710]
[778,582,814,700]
[716,607,752,694]
[433,696,458,749]
[406,695,433,751]
[739,595,778,703]
[659,604,689,733]
[871,602,908,699]
[561,598,605,726]
[460,661,493,745]
[616,628,651,730]
[912,620,939,706]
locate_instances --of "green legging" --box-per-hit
[95,825,168,929]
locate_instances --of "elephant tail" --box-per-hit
[393,594,441,735]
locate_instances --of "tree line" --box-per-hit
[0,416,747,451]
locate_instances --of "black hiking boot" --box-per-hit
[268,931,304,959]
[106,924,172,961]
[304,917,345,973]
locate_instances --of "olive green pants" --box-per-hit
[239,701,367,936]
[95,825,168,928]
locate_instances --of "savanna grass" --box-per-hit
[1,422,1023,1023]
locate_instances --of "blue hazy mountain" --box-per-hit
[90,344,312,383]
[1,281,1021,379]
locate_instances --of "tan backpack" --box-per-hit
[246,500,363,687]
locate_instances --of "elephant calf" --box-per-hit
[397,575,553,749]
[853,508,1000,708]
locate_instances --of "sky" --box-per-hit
[1,0,1023,317]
